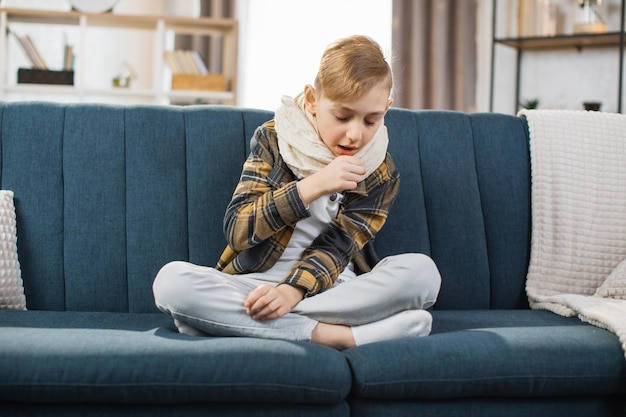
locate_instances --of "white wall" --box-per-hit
[236,0,393,111]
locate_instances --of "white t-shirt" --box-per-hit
[247,192,357,285]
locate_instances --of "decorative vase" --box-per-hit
[573,0,607,34]
[163,0,200,17]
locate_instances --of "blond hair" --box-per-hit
[314,35,392,102]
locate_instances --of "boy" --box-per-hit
[153,35,441,349]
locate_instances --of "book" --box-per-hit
[164,51,182,74]
[178,50,198,74]
[518,0,536,37]
[191,51,209,75]
[63,33,74,71]
[516,0,557,37]
[63,44,74,71]
[164,50,210,75]
[11,30,48,70]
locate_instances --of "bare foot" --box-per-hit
[311,322,355,350]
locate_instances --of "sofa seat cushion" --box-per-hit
[0,403,350,417]
[0,310,351,405]
[344,310,626,400]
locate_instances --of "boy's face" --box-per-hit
[304,83,393,157]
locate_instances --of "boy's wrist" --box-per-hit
[277,284,306,307]
[296,176,319,207]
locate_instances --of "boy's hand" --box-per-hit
[244,284,305,321]
[322,155,365,191]
[297,156,365,206]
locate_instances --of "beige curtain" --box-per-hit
[392,0,477,111]
[174,0,234,74]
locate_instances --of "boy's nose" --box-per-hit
[346,124,363,142]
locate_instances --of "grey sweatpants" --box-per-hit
[152,253,441,342]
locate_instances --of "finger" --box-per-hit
[255,290,294,320]
[243,289,259,310]
[349,161,366,176]
[244,285,271,313]
[337,155,361,165]
[344,156,364,172]
[338,159,365,176]
[248,286,278,317]
[254,302,289,321]
[249,296,270,317]
[249,288,289,321]
[250,299,279,320]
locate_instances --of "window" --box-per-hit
[237,0,393,110]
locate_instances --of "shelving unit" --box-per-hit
[489,0,625,113]
[0,8,238,105]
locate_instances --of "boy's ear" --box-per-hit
[303,85,317,115]
[385,97,394,112]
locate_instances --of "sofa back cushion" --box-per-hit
[0,103,530,313]
[0,103,270,312]
[379,110,531,309]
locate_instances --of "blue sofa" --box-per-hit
[0,102,624,417]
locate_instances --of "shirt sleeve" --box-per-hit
[222,125,310,253]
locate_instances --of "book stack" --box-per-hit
[15,34,48,70]
[10,29,74,85]
[516,0,558,37]
[164,50,209,75]
[164,50,225,91]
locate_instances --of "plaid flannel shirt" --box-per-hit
[215,120,400,296]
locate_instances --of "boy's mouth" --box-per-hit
[337,145,357,156]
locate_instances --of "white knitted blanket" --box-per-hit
[522,109,626,359]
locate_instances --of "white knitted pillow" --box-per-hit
[0,190,26,310]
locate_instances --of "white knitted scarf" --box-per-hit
[274,94,389,180]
